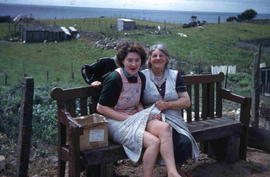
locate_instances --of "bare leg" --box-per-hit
[147,120,182,177]
[142,130,160,177]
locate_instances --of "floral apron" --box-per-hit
[106,68,153,163]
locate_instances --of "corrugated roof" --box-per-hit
[68,26,77,32]
[22,26,62,32]
[60,27,71,35]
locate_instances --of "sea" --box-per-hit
[1,3,270,24]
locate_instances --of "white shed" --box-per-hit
[117,18,136,32]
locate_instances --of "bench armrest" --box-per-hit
[58,109,83,174]
[59,109,83,129]
[221,88,251,160]
[221,88,251,126]
[221,88,246,104]
[221,88,250,124]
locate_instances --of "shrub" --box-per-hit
[227,73,251,96]
[237,9,257,21]
[226,16,238,22]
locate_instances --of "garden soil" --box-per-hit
[1,131,270,177]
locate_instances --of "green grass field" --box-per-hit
[0,17,270,92]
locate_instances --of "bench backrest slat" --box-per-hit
[186,85,192,122]
[66,99,76,117]
[208,82,215,118]
[194,84,200,121]
[182,72,224,121]
[201,83,208,120]
[80,97,88,116]
[216,81,223,117]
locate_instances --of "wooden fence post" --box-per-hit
[4,73,8,85]
[46,71,49,84]
[71,63,74,80]
[16,77,34,177]
[251,44,262,127]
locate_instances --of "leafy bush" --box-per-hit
[237,9,257,21]
[0,90,21,139]
[226,16,238,22]
[0,82,82,145]
[227,73,251,96]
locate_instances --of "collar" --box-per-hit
[122,67,138,83]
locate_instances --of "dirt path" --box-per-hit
[1,130,270,177]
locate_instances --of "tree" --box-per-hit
[226,16,238,22]
[237,9,257,21]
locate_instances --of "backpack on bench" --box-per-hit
[81,57,117,85]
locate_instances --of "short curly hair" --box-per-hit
[148,44,170,68]
[116,40,146,67]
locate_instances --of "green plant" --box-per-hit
[226,16,238,22]
[226,73,251,96]
[237,9,257,21]
[0,82,82,145]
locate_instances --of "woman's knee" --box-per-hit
[144,132,160,148]
[146,121,172,137]
[151,135,160,146]
[160,122,171,134]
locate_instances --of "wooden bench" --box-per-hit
[50,72,251,177]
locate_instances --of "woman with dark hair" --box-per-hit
[142,44,200,176]
[97,41,182,177]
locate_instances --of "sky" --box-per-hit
[0,0,270,13]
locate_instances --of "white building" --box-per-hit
[117,18,136,32]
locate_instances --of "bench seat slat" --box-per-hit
[188,117,241,141]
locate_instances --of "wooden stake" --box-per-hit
[4,73,8,85]
[251,44,262,127]
[16,77,34,177]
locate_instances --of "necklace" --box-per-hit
[155,75,163,81]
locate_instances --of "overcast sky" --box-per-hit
[1,0,269,13]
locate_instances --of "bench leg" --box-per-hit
[58,159,65,177]
[86,164,113,177]
[208,135,240,163]
[86,165,101,177]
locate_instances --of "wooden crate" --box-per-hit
[74,113,108,150]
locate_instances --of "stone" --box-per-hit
[0,155,6,171]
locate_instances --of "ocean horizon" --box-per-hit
[1,3,270,24]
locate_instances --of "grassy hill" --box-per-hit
[0,17,270,92]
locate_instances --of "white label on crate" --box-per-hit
[88,129,104,142]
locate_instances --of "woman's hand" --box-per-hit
[155,100,168,111]
[155,92,191,111]
[97,103,130,121]
[151,113,162,120]
[90,81,102,87]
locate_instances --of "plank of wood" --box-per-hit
[188,117,241,141]
[81,143,126,166]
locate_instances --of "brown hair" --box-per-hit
[116,40,146,67]
[148,44,170,68]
